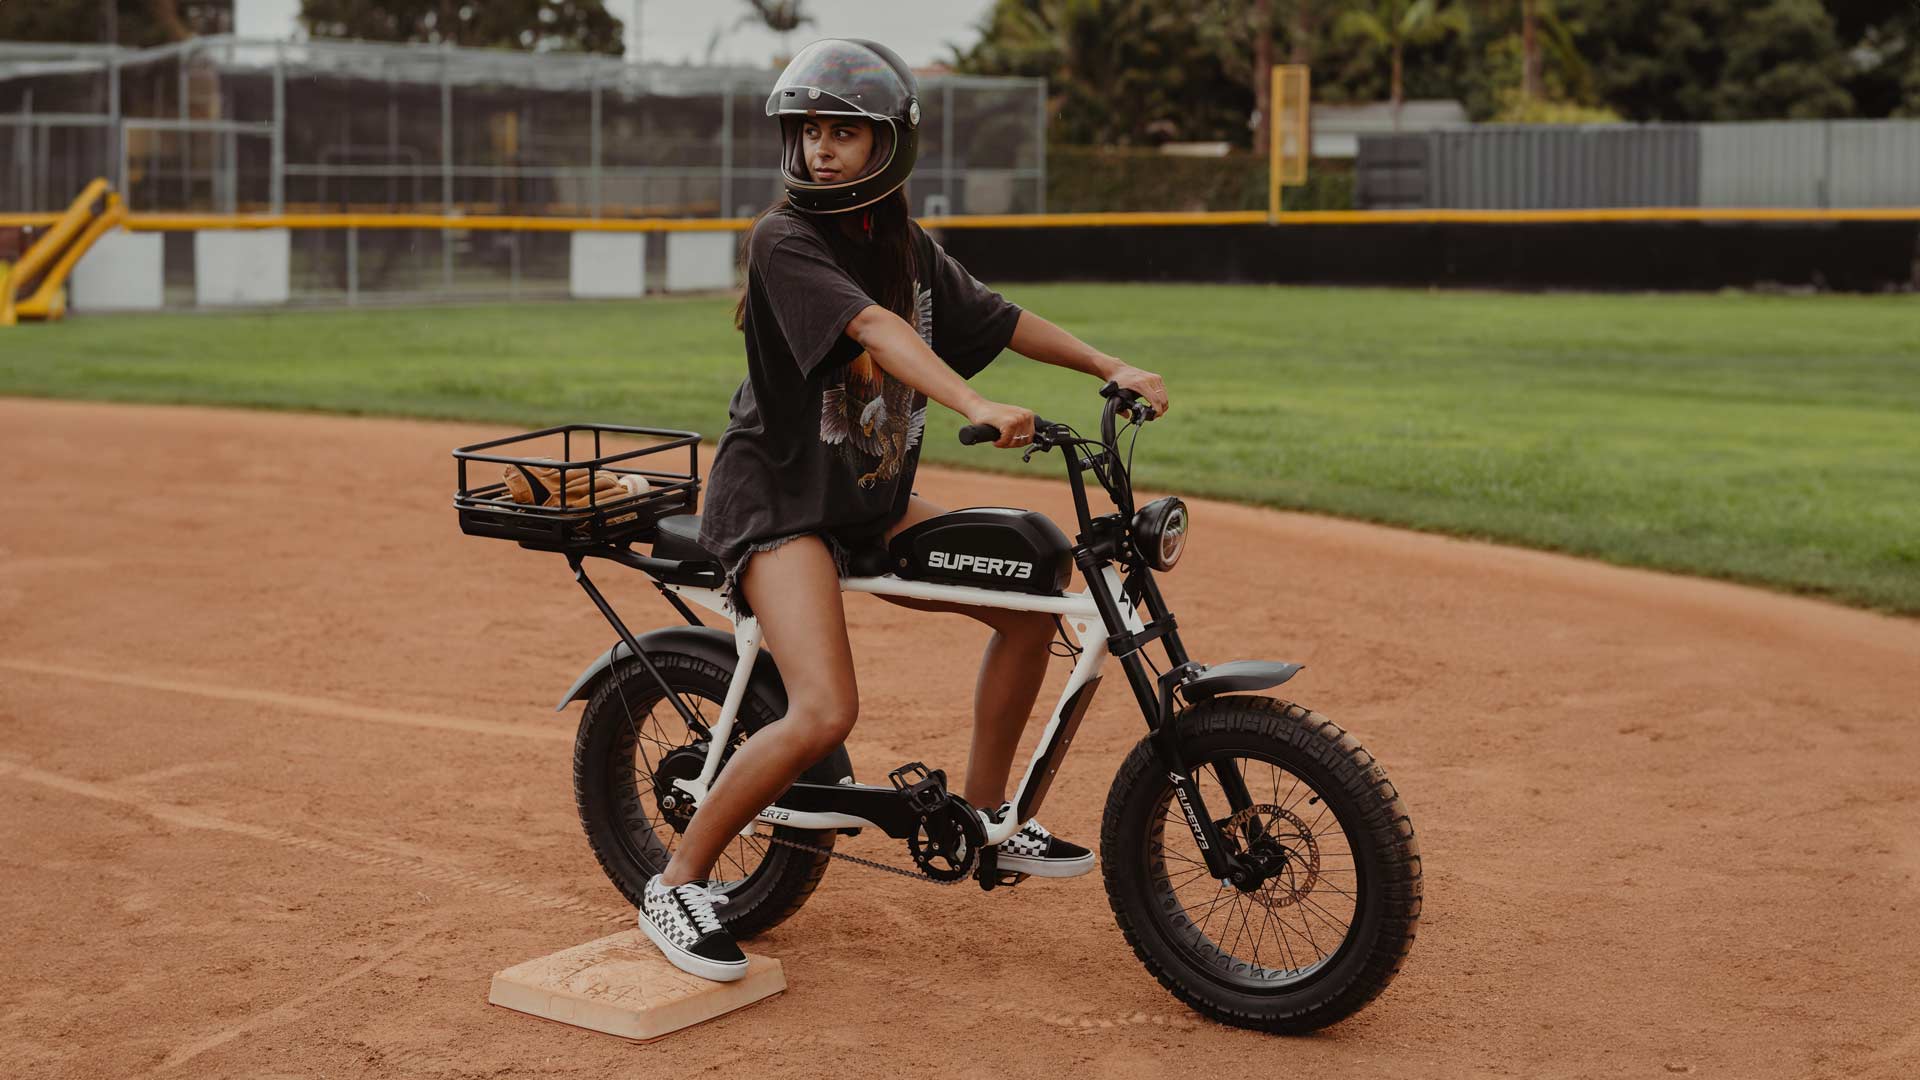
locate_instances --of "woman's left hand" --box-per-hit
[1107,363,1170,418]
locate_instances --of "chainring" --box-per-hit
[906,809,978,882]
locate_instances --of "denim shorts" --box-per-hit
[720,530,856,619]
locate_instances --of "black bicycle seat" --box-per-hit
[651,514,719,566]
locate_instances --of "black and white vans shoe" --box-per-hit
[995,820,1095,878]
[637,876,749,982]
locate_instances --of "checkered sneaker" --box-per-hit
[638,876,749,982]
[995,820,1095,878]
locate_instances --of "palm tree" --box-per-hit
[1521,0,1540,100]
[1334,0,1469,129]
[962,0,1159,144]
[1254,0,1273,154]
[1287,0,1324,64]
[1468,0,1594,108]
[737,0,815,60]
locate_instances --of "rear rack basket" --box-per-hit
[453,424,700,552]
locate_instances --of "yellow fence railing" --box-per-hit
[5,206,1920,235]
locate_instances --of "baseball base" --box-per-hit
[488,931,785,1042]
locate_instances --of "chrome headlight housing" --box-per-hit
[1131,497,1190,571]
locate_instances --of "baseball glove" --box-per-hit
[501,463,650,527]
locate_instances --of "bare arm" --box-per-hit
[1008,310,1169,416]
[845,304,1035,448]
[1009,309,1122,380]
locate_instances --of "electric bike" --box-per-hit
[453,385,1421,1033]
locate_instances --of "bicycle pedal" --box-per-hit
[991,869,1029,888]
[887,761,951,815]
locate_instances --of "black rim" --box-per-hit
[604,668,777,894]
[1141,752,1365,992]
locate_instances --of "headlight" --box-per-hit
[1131,497,1189,571]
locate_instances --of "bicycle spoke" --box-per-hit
[1147,751,1365,988]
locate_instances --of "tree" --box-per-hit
[1287,0,1327,64]
[1333,0,1470,127]
[1828,0,1920,115]
[1560,0,1727,121]
[958,0,1248,146]
[1254,0,1273,153]
[1520,0,1541,99]
[736,0,815,58]
[1711,0,1854,118]
[299,0,625,54]
[0,0,225,46]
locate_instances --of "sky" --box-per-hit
[621,0,997,69]
[233,0,994,70]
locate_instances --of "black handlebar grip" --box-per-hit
[958,423,999,446]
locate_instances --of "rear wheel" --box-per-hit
[573,652,834,939]
[1101,696,1421,1032]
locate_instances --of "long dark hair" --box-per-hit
[733,187,916,333]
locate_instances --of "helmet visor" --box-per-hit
[765,39,912,121]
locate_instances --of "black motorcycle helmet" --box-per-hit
[765,38,921,215]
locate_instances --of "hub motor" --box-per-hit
[1222,803,1321,907]
[652,745,710,832]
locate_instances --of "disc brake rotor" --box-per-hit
[1226,803,1320,908]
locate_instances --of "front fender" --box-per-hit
[1183,659,1303,700]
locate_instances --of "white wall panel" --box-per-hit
[665,231,736,292]
[70,230,164,311]
[570,233,646,298]
[195,229,291,306]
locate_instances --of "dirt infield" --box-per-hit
[3,397,1917,1079]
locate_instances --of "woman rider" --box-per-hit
[637,38,1171,982]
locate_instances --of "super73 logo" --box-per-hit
[1170,773,1210,850]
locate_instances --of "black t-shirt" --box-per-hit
[696,208,1023,567]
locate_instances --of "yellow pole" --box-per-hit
[1268,66,1284,224]
[2,178,111,327]
[16,195,127,321]
[1268,66,1312,224]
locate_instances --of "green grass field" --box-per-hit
[5,285,1917,613]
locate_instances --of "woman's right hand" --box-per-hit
[966,400,1037,449]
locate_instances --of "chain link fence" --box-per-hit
[2,36,1048,219]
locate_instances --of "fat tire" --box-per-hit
[1100,696,1421,1033]
[573,653,833,940]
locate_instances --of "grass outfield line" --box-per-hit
[4,285,1917,613]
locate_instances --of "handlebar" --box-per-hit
[957,383,1157,449]
[957,416,1056,446]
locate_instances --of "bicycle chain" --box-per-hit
[761,830,967,887]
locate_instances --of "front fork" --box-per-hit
[1078,547,1259,888]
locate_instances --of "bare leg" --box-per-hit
[880,496,1058,812]
[958,609,1057,809]
[660,537,858,886]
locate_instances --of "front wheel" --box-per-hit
[1101,696,1421,1033]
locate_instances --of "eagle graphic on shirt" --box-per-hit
[820,283,932,488]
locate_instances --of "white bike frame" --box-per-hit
[654,565,1146,849]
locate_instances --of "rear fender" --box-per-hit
[556,625,854,784]
[556,626,777,711]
